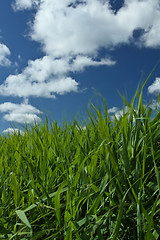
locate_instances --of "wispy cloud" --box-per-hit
[0,101,42,123]
[0,43,11,66]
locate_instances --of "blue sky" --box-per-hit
[0,0,160,133]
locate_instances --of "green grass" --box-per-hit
[0,77,160,239]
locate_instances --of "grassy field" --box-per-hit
[0,78,160,239]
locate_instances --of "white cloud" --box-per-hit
[3,128,24,135]
[0,101,42,123]
[108,106,119,114]
[12,0,40,10]
[23,55,110,79]
[108,106,129,120]
[148,77,160,95]
[71,56,116,72]
[3,112,40,123]
[4,0,160,100]
[0,43,11,66]
[149,99,160,110]
[29,0,160,57]
[0,73,78,98]
[0,55,114,98]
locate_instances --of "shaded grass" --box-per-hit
[0,78,160,239]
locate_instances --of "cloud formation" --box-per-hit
[3,127,24,135]
[108,106,129,120]
[1,0,160,126]
[148,77,160,95]
[0,55,115,98]
[27,0,160,57]
[0,43,11,66]
[12,0,40,10]
[149,99,160,110]
[8,0,160,99]
[0,101,42,123]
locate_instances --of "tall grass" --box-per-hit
[0,79,160,239]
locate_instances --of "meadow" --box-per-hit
[0,77,160,239]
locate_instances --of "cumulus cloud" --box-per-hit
[0,74,78,98]
[0,101,42,123]
[3,128,24,135]
[108,106,129,120]
[12,0,40,10]
[0,55,115,98]
[148,77,160,95]
[0,43,11,66]
[29,0,160,57]
[2,0,160,113]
